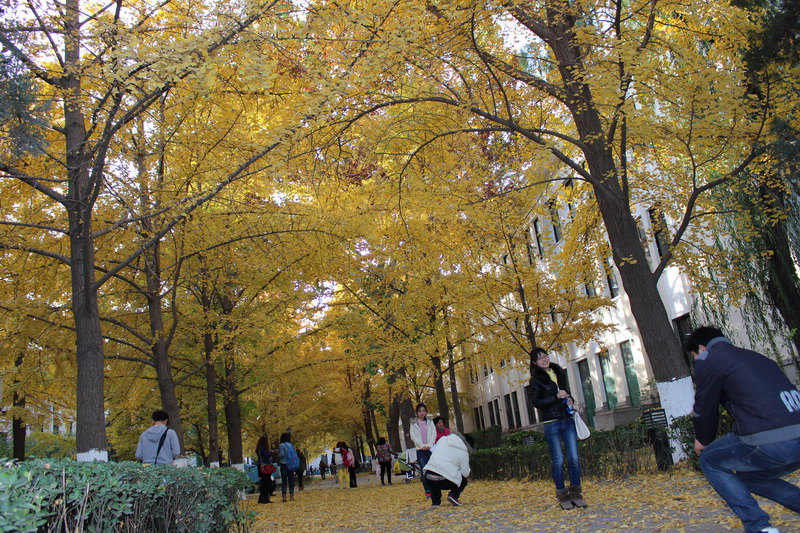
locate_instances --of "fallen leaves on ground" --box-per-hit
[245,469,800,532]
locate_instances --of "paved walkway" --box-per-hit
[247,469,800,532]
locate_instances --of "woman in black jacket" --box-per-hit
[255,436,274,504]
[528,347,587,509]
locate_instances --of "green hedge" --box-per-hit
[468,425,503,449]
[471,420,661,481]
[0,459,254,533]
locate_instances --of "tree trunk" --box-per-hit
[204,333,221,465]
[387,389,402,451]
[12,389,25,461]
[370,409,381,444]
[138,137,184,452]
[545,7,690,385]
[400,397,415,449]
[65,0,106,459]
[145,245,184,453]
[430,355,450,426]
[223,357,244,465]
[447,351,464,433]
[762,184,800,372]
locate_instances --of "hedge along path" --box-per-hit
[245,470,800,532]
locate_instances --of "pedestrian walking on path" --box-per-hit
[376,437,394,485]
[528,347,587,510]
[278,433,299,502]
[256,436,275,504]
[688,326,800,533]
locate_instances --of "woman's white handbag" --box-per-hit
[574,412,591,440]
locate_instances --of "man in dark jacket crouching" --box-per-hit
[688,326,800,533]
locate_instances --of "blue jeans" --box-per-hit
[699,433,800,532]
[417,449,432,493]
[543,418,581,490]
[280,464,295,496]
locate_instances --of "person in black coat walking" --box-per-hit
[255,436,274,504]
[528,347,586,509]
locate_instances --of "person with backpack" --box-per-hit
[375,437,394,485]
[278,433,300,502]
[135,410,180,466]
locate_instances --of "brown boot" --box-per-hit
[569,485,587,508]
[556,489,574,510]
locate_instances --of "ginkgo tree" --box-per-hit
[0,0,329,458]
[303,0,792,420]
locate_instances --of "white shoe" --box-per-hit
[756,528,779,533]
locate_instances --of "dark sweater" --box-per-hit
[693,337,800,446]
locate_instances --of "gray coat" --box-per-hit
[136,425,180,465]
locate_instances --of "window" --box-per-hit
[548,201,562,243]
[577,359,596,426]
[636,217,654,269]
[488,402,496,426]
[505,394,515,429]
[564,179,575,220]
[493,399,501,429]
[483,364,489,377]
[500,358,506,367]
[649,208,670,261]
[511,391,523,428]
[584,279,597,298]
[605,257,619,298]
[474,407,481,430]
[598,350,618,410]
[619,340,641,406]
[532,220,544,259]
[525,227,536,264]
[673,313,694,374]
[478,406,486,430]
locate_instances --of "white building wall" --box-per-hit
[460,200,798,435]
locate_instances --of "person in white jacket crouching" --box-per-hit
[422,433,475,506]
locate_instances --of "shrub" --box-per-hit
[471,419,660,481]
[468,425,503,449]
[26,432,77,459]
[669,410,734,470]
[0,459,254,533]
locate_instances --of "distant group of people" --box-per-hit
[135,323,800,532]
